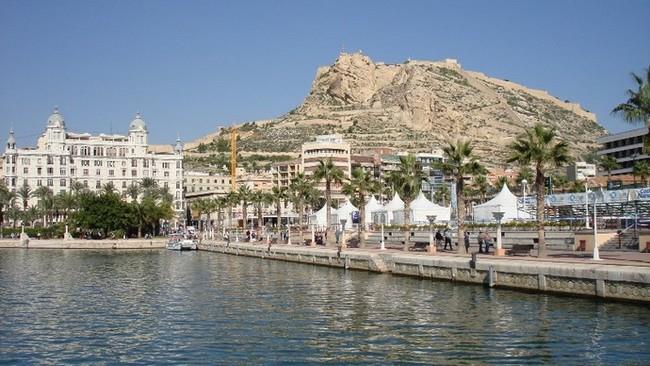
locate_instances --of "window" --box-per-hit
[176,182,180,189]
[122,169,126,176]
[131,159,137,167]
[109,170,114,177]
[162,162,170,169]
[152,170,157,177]
[83,180,88,187]
[122,181,127,188]
[60,156,66,165]
[47,179,53,187]
[60,168,66,175]
[47,167,53,175]
[164,171,169,177]
[176,191,180,199]
[36,179,42,187]
[83,169,89,176]
[23,167,28,174]
[143,170,149,177]
[107,161,115,168]
[37,167,42,175]
[176,161,181,169]
[164,182,168,189]
[47,156,53,165]
[96,181,101,188]
[60,179,66,187]
[94,160,103,167]
[70,168,76,176]
[21,158,30,165]
[96,169,101,176]
[81,160,90,167]
[80,146,90,156]
[132,170,137,177]
[143,160,149,168]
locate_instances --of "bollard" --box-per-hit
[470,252,477,269]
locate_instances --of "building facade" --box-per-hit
[271,159,301,189]
[566,161,596,181]
[597,126,649,175]
[301,134,351,202]
[3,108,185,223]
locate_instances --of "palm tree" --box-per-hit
[313,159,346,243]
[288,173,314,242]
[599,155,620,183]
[473,175,490,203]
[516,166,534,192]
[390,155,424,251]
[550,173,569,193]
[17,183,32,211]
[612,65,650,126]
[55,191,76,222]
[0,183,16,236]
[436,139,485,252]
[237,185,253,230]
[34,186,54,227]
[270,186,288,235]
[101,182,117,196]
[251,190,272,240]
[633,161,650,187]
[191,199,209,233]
[494,176,510,192]
[433,184,450,206]
[225,191,239,229]
[342,168,376,248]
[507,123,570,257]
[126,183,140,202]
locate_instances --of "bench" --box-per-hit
[408,242,429,252]
[506,244,534,256]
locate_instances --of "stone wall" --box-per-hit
[0,239,165,249]
[199,242,650,303]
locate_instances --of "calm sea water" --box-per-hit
[0,249,649,365]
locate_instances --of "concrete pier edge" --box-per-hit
[199,241,650,303]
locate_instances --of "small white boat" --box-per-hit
[167,235,198,251]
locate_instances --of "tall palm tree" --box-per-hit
[237,185,253,230]
[599,155,620,183]
[612,65,650,126]
[126,183,140,202]
[633,161,650,187]
[101,182,117,196]
[0,183,16,236]
[390,154,424,251]
[17,183,32,211]
[270,186,288,234]
[434,184,450,206]
[225,191,239,229]
[251,190,272,240]
[436,139,485,252]
[313,159,345,242]
[55,191,76,222]
[288,173,315,243]
[342,168,376,248]
[191,199,209,233]
[507,123,570,257]
[34,186,54,227]
[473,175,490,203]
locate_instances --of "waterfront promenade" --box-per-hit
[199,240,650,303]
[0,238,166,249]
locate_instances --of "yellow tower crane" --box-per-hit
[230,127,238,191]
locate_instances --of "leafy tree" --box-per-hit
[34,186,54,227]
[313,159,345,242]
[251,190,272,239]
[288,173,313,242]
[225,191,239,229]
[342,168,377,248]
[237,185,253,229]
[472,175,490,203]
[433,184,450,206]
[599,155,620,183]
[436,139,485,252]
[72,192,133,236]
[494,176,511,192]
[508,123,570,257]
[270,186,289,234]
[0,182,16,234]
[633,161,650,187]
[17,183,32,211]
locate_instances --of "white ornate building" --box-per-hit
[3,107,185,224]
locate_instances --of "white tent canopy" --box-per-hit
[410,191,451,224]
[364,196,384,225]
[335,199,359,228]
[381,193,405,224]
[310,204,337,227]
[473,184,530,222]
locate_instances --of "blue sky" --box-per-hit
[1,0,648,146]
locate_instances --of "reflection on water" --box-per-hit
[0,249,649,364]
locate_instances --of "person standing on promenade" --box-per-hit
[443,227,452,250]
[464,231,471,253]
[478,231,485,253]
[435,229,443,249]
[484,232,492,254]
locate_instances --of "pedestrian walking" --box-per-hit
[443,227,453,250]
[484,232,493,254]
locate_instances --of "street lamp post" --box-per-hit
[521,179,528,220]
[340,219,347,249]
[593,192,601,260]
[585,180,590,229]
[380,212,386,250]
[426,215,437,254]
[492,210,505,256]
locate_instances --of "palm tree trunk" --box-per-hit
[325,181,331,246]
[456,177,465,253]
[403,201,411,251]
[298,202,304,244]
[276,200,281,240]
[536,168,546,257]
[359,202,365,248]
[257,206,263,242]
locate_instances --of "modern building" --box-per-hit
[2,107,185,224]
[379,150,445,198]
[271,159,301,189]
[238,172,274,192]
[301,134,351,203]
[597,126,649,175]
[566,161,596,181]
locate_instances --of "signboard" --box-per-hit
[351,211,360,224]
[544,188,646,206]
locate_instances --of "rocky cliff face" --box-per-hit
[193,52,606,167]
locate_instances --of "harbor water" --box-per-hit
[0,249,648,364]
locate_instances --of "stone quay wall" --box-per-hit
[0,239,166,249]
[199,241,650,303]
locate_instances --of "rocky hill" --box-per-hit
[188,52,606,167]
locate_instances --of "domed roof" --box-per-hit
[7,129,16,144]
[47,107,65,128]
[129,112,147,131]
[174,136,183,153]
